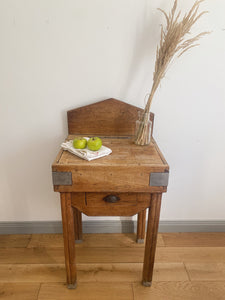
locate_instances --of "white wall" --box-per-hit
[0,0,224,222]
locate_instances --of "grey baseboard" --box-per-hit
[158,220,225,232]
[0,220,225,234]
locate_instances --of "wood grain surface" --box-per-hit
[39,282,133,300]
[0,263,188,283]
[132,281,225,300]
[26,233,165,248]
[0,283,40,300]
[142,193,162,285]
[52,137,169,193]
[55,137,166,166]
[67,98,154,137]
[0,234,31,248]
[162,232,225,247]
[1,233,225,299]
[136,209,147,242]
[73,207,82,241]
[71,193,151,216]
[60,193,77,287]
[2,246,225,264]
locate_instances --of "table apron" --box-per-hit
[70,192,153,216]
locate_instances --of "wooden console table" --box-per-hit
[52,98,169,288]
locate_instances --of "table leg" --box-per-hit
[142,193,162,287]
[60,193,77,289]
[136,209,146,243]
[73,207,83,243]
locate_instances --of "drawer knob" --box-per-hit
[103,195,120,203]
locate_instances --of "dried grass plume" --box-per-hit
[135,0,209,145]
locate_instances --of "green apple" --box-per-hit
[73,137,87,149]
[87,137,102,151]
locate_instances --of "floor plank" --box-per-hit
[38,282,133,300]
[155,247,225,263]
[0,262,188,283]
[75,262,188,283]
[1,246,225,264]
[156,234,165,247]
[0,283,40,300]
[185,263,225,281]
[152,263,189,282]
[0,247,144,264]
[0,264,65,283]
[27,234,63,248]
[132,281,225,300]
[162,233,225,247]
[0,235,31,248]
[0,248,65,264]
[27,233,164,248]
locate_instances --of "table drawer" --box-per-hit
[82,192,151,216]
[86,192,137,206]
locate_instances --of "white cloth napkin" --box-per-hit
[61,138,112,161]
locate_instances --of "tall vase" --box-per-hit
[135,111,152,145]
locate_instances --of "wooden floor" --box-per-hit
[1,233,225,299]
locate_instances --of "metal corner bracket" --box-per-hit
[52,171,72,186]
[149,171,169,187]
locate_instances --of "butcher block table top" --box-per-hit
[52,136,169,193]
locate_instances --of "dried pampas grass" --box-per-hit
[135,0,209,145]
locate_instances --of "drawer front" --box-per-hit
[86,192,137,207]
[82,193,150,216]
